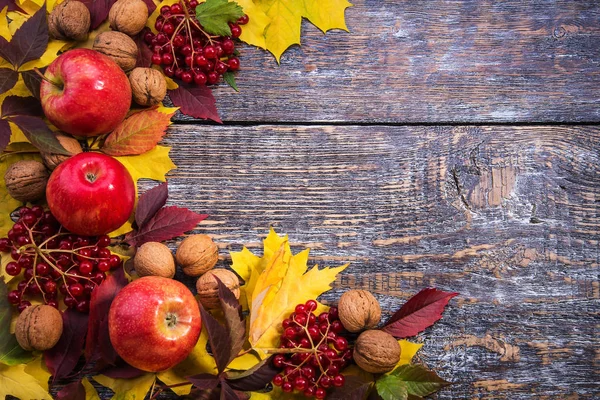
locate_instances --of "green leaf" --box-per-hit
[0,279,33,365]
[195,0,244,36]
[223,72,238,92]
[389,364,451,397]
[376,375,408,400]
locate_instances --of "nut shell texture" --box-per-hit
[40,133,83,170]
[176,234,219,276]
[196,269,240,309]
[109,0,148,35]
[93,31,138,71]
[4,160,49,202]
[49,0,90,41]
[134,242,176,278]
[353,330,400,373]
[338,289,381,332]
[129,68,167,106]
[15,305,63,351]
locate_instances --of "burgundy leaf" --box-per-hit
[219,381,242,400]
[187,373,220,390]
[44,309,89,380]
[85,267,128,370]
[168,85,222,123]
[217,279,245,366]
[100,359,145,379]
[199,304,231,373]
[7,115,71,155]
[328,375,373,400]
[133,33,153,68]
[1,95,43,117]
[0,5,48,68]
[21,68,46,100]
[125,206,208,247]
[225,357,278,392]
[140,0,156,14]
[80,0,117,29]
[0,119,10,153]
[0,0,25,12]
[382,288,458,339]
[135,182,169,228]
[0,68,18,95]
[56,380,86,400]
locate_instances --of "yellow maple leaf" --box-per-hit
[397,340,423,367]
[82,377,101,400]
[0,77,32,104]
[254,0,352,62]
[93,372,156,400]
[0,7,10,40]
[157,326,217,395]
[23,356,52,391]
[235,0,269,49]
[0,363,52,399]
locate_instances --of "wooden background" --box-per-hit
[159,0,599,398]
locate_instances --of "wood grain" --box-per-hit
[174,0,600,124]
[145,124,600,399]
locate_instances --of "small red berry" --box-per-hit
[230,24,242,38]
[228,57,240,71]
[237,14,249,25]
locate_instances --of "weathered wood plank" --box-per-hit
[146,124,600,399]
[179,0,600,123]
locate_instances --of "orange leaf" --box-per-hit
[101,107,175,156]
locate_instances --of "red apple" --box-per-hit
[46,152,135,236]
[108,276,202,372]
[40,48,131,137]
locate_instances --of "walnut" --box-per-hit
[134,241,175,278]
[129,68,167,107]
[176,234,218,276]
[109,0,148,36]
[93,31,138,71]
[40,133,83,170]
[337,289,381,332]
[15,305,63,351]
[4,160,49,203]
[196,269,240,309]
[353,330,400,373]
[48,0,91,41]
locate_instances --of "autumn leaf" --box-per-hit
[218,279,246,366]
[225,357,278,392]
[396,340,423,367]
[223,71,238,92]
[328,375,372,400]
[0,279,33,365]
[102,107,176,156]
[135,182,169,228]
[388,364,451,398]
[0,68,18,95]
[100,360,145,379]
[133,32,153,68]
[186,372,220,390]
[93,372,156,400]
[168,85,222,122]
[7,115,70,154]
[21,68,43,99]
[1,94,42,117]
[80,0,117,30]
[0,363,52,399]
[0,0,25,12]
[44,309,89,380]
[376,375,408,400]
[195,0,244,36]
[125,206,208,247]
[235,0,269,49]
[0,118,9,152]
[382,288,458,339]
[56,380,86,400]
[0,4,48,68]
[199,304,232,373]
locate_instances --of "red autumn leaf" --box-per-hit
[217,279,245,366]
[44,309,89,381]
[328,375,373,400]
[0,68,18,96]
[140,0,156,14]
[7,115,70,155]
[133,33,153,68]
[1,95,43,117]
[55,380,86,400]
[100,360,145,379]
[101,107,174,156]
[199,304,232,373]
[135,182,169,228]
[168,85,222,123]
[186,373,220,390]
[225,357,278,392]
[125,206,208,247]
[0,119,10,153]
[80,0,117,30]
[0,5,48,68]
[21,68,45,100]
[382,288,458,339]
[0,0,25,12]
[85,267,128,370]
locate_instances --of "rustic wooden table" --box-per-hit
[154,1,600,398]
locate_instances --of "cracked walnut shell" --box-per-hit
[134,242,176,278]
[15,305,63,351]
[176,234,219,277]
[40,133,82,170]
[337,289,381,332]
[4,160,49,203]
[129,68,167,107]
[196,269,240,309]
[48,0,91,41]
[353,330,400,373]
[109,0,149,36]
[93,31,138,71]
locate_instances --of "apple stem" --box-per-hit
[33,67,63,90]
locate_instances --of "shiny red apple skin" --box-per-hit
[108,276,202,372]
[40,48,131,137]
[46,152,135,236]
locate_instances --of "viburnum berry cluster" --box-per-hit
[144,0,247,85]
[0,207,122,313]
[271,300,352,399]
